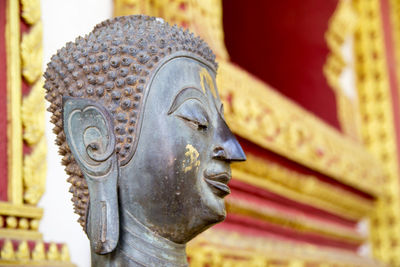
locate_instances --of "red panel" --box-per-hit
[223,0,341,129]
[380,0,400,171]
[0,0,8,201]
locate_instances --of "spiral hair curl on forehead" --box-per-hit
[43,15,217,230]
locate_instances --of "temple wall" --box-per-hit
[29,1,396,266]
[39,1,112,265]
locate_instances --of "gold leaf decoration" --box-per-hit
[21,0,41,25]
[32,242,45,261]
[22,78,46,205]
[1,0,73,265]
[217,61,384,197]
[60,244,71,262]
[324,0,361,141]
[47,243,60,261]
[22,79,45,145]
[23,137,47,205]
[353,0,400,264]
[15,241,29,260]
[1,240,15,260]
[20,21,43,84]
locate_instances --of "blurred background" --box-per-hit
[1,0,400,266]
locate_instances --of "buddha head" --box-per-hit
[44,15,245,256]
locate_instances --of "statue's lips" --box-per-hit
[203,172,231,197]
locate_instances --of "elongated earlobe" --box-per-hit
[63,97,119,254]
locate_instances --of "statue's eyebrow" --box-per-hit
[167,87,207,115]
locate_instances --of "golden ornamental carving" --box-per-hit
[233,154,373,219]
[2,0,73,265]
[226,197,365,243]
[22,79,45,145]
[30,219,39,230]
[22,79,47,205]
[232,168,363,224]
[391,0,400,105]
[16,240,29,260]
[23,138,47,205]
[187,229,384,266]
[353,0,400,265]
[21,21,43,84]
[18,218,29,230]
[324,0,361,141]
[60,244,71,262]
[32,242,45,261]
[47,243,60,261]
[1,240,15,260]
[0,240,75,265]
[6,216,17,229]
[21,0,41,25]
[217,61,384,197]
[0,202,43,219]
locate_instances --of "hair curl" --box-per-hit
[44,15,217,230]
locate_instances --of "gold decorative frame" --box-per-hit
[187,228,384,267]
[324,0,362,141]
[217,61,383,196]
[353,0,400,265]
[0,0,73,265]
[232,154,373,221]
[6,0,23,205]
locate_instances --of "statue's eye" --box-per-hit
[174,99,209,131]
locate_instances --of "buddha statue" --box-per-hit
[44,15,246,266]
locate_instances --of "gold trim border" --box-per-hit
[226,197,365,244]
[234,153,373,217]
[20,0,46,206]
[232,169,363,221]
[390,0,400,133]
[188,228,384,266]
[0,202,43,219]
[0,229,42,241]
[0,263,75,267]
[2,1,74,266]
[6,0,23,204]
[0,241,73,266]
[353,0,400,264]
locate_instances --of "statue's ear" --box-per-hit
[63,97,119,255]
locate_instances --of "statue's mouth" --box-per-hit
[203,171,231,197]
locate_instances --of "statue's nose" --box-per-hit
[213,120,246,162]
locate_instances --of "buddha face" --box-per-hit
[118,56,245,243]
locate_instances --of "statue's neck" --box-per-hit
[115,208,188,267]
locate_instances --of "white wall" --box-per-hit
[39,1,112,266]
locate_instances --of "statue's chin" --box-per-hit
[179,212,226,244]
[171,199,226,244]
[201,196,227,225]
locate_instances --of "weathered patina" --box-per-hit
[44,15,245,266]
